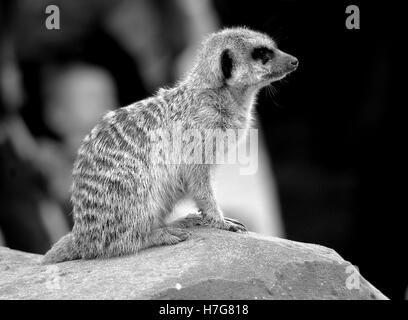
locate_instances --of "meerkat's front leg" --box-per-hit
[185,166,247,232]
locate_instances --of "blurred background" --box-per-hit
[0,0,405,299]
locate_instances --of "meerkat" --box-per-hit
[42,27,298,264]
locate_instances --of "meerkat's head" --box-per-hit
[187,27,298,91]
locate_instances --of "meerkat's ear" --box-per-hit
[220,49,233,80]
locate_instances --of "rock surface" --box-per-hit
[0,228,387,300]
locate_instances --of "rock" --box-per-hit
[0,228,387,300]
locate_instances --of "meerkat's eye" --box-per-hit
[252,46,274,64]
[221,49,234,80]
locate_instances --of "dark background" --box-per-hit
[0,0,405,299]
[214,0,405,299]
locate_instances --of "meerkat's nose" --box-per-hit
[286,56,299,72]
[291,58,299,68]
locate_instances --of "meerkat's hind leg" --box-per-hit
[141,227,191,250]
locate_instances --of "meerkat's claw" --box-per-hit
[223,217,247,232]
[202,216,247,233]
[169,214,247,233]
[222,217,247,232]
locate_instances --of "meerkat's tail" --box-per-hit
[42,233,80,264]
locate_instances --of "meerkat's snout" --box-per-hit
[283,53,299,73]
[287,55,299,71]
[266,49,299,82]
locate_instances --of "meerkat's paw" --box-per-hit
[169,214,247,232]
[169,213,204,229]
[146,227,191,248]
[166,227,192,241]
[160,227,191,245]
[204,217,247,233]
